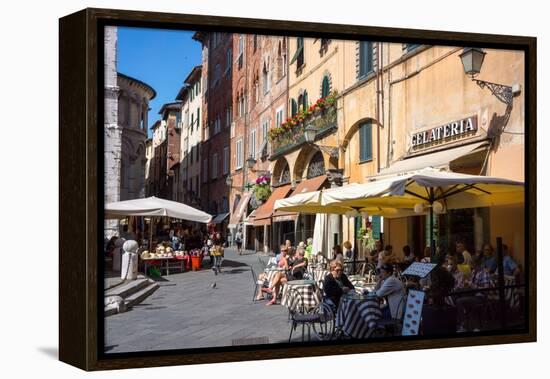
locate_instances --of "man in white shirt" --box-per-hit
[375,264,406,319]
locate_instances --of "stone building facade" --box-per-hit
[117,73,156,201]
[103,25,155,238]
[197,32,233,227]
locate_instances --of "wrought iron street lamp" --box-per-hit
[304,124,339,158]
[459,47,516,106]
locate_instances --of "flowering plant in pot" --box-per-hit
[252,175,271,204]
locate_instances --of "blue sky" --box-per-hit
[117,27,202,136]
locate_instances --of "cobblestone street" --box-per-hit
[105,248,294,353]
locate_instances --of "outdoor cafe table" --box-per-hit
[348,275,377,292]
[336,292,382,339]
[281,279,322,312]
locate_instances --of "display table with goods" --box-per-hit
[139,243,204,276]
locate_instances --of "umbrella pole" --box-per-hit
[429,188,435,259]
[149,216,154,252]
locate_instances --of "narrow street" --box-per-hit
[105,248,293,352]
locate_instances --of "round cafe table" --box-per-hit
[281,279,322,312]
[336,292,382,339]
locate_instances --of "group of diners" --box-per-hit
[254,237,523,335]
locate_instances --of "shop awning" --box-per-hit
[228,192,251,228]
[378,141,489,176]
[271,175,328,223]
[252,184,293,226]
[211,212,230,224]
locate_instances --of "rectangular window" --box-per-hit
[236,139,243,169]
[359,122,373,162]
[190,145,194,164]
[262,119,269,142]
[214,116,221,135]
[203,157,208,182]
[196,107,200,129]
[359,41,374,79]
[212,153,218,179]
[225,49,232,74]
[237,34,244,69]
[223,146,229,174]
[276,106,284,127]
[290,37,304,68]
[249,128,257,158]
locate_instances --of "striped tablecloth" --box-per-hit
[281,280,322,312]
[336,293,382,339]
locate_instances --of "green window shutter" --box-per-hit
[359,41,373,78]
[303,90,308,109]
[291,99,298,116]
[290,37,304,65]
[359,122,372,162]
[321,76,330,97]
[371,215,381,240]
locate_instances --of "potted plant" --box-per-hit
[252,176,271,204]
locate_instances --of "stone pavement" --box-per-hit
[104,248,297,353]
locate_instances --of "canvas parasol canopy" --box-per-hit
[320,167,524,211]
[105,196,212,223]
[315,167,524,256]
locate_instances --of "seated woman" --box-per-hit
[323,260,355,308]
[265,247,309,305]
[263,246,291,305]
[255,245,289,301]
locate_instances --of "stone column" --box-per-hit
[104,26,121,239]
[326,168,344,249]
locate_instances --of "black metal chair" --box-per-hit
[288,287,335,342]
[368,293,407,337]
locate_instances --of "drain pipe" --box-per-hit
[376,42,381,173]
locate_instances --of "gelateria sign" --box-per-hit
[411,116,478,149]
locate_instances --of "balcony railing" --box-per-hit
[270,105,337,159]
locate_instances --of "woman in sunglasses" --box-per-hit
[323,260,355,308]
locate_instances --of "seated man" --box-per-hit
[446,255,465,290]
[323,260,355,308]
[374,263,406,320]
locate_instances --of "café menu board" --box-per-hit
[402,289,425,337]
[402,262,437,278]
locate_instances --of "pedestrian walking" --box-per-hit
[235,228,243,255]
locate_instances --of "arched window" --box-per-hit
[307,151,325,178]
[321,75,330,98]
[280,162,291,184]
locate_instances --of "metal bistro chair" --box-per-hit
[287,286,335,342]
[251,267,272,302]
[367,293,407,338]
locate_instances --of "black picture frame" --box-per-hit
[59,7,537,371]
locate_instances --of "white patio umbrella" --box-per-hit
[105,196,212,223]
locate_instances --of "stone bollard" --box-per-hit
[121,240,139,280]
